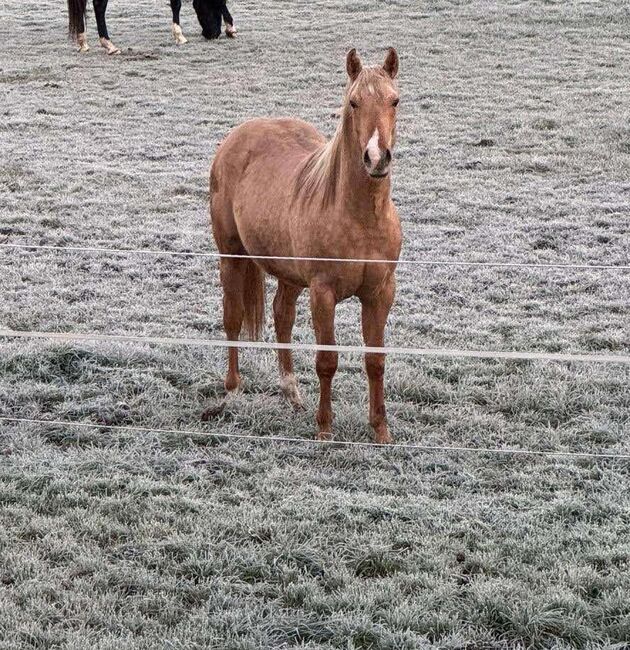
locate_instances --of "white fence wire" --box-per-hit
[1,238,629,461]
[1,416,629,461]
[1,329,629,365]
[2,242,630,270]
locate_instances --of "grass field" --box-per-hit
[1,0,630,647]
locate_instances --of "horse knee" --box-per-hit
[316,351,338,380]
[365,353,385,380]
[370,404,387,429]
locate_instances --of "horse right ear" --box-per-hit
[346,49,362,81]
[383,47,399,79]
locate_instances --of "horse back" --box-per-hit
[212,118,325,189]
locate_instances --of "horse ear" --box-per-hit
[383,47,399,79]
[346,48,363,81]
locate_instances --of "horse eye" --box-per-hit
[392,98,400,107]
[349,100,358,109]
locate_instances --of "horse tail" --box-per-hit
[68,0,87,37]
[242,260,265,341]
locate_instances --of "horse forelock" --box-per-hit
[346,67,395,103]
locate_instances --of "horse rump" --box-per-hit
[193,0,230,40]
[67,0,87,37]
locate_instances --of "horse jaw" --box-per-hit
[172,23,188,45]
[99,37,121,55]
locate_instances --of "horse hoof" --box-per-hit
[77,33,90,52]
[374,431,393,445]
[100,38,121,55]
[280,374,304,410]
[201,402,226,421]
[316,431,333,441]
[224,377,242,393]
[225,25,237,38]
[172,23,188,45]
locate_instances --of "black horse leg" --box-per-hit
[93,0,109,39]
[93,0,120,53]
[220,1,236,37]
[170,0,188,43]
[193,0,222,39]
[170,0,182,24]
[220,2,233,27]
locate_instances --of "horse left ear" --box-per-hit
[383,48,399,79]
[346,48,363,81]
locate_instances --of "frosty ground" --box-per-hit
[0,0,629,648]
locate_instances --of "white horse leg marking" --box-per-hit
[77,32,90,52]
[172,23,188,45]
[280,373,304,409]
[366,128,381,165]
[99,37,121,55]
[225,21,236,38]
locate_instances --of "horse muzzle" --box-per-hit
[363,147,392,178]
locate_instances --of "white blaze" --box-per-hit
[366,128,381,166]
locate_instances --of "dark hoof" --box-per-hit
[201,402,225,421]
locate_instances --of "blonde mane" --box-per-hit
[295,68,390,206]
[295,111,347,206]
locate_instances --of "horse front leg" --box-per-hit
[360,277,395,444]
[170,0,188,44]
[93,0,121,54]
[309,279,337,440]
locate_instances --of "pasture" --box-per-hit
[1,0,629,647]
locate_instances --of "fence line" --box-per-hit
[2,242,629,271]
[1,416,629,461]
[1,329,629,365]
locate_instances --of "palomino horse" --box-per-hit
[67,0,235,55]
[210,48,402,443]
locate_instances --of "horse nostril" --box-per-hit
[363,149,371,166]
[382,149,392,165]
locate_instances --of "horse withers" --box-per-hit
[209,49,402,444]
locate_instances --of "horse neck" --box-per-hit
[337,123,392,221]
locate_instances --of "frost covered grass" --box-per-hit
[1,0,629,647]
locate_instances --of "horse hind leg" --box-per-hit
[273,281,303,409]
[200,254,246,421]
[219,257,246,392]
[93,0,121,54]
[68,0,90,51]
[170,0,188,44]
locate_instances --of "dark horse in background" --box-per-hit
[67,0,235,54]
